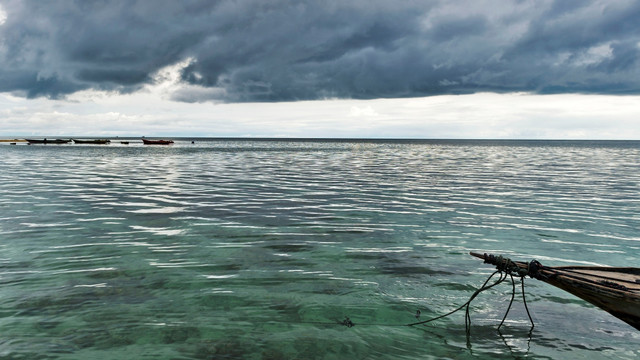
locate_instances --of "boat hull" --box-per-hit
[539,266,640,330]
[25,139,71,144]
[72,139,111,144]
[142,139,174,145]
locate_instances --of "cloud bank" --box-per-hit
[1,0,639,102]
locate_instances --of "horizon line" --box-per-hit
[3,136,640,142]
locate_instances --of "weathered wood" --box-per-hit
[470,252,640,331]
[141,138,174,145]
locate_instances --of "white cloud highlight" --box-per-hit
[1,89,639,139]
[0,5,6,25]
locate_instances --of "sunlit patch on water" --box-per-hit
[129,225,187,236]
[74,283,109,288]
[127,206,187,214]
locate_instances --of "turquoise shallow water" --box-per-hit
[0,139,638,359]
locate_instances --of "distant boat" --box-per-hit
[471,252,640,330]
[72,139,111,144]
[142,138,174,145]
[120,141,130,145]
[25,139,71,144]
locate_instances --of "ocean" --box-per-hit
[0,139,638,359]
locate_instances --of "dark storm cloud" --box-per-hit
[1,0,639,102]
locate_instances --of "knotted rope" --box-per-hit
[475,253,536,331]
[300,253,537,336]
[406,253,536,334]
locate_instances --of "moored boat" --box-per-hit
[72,139,111,144]
[25,139,71,144]
[471,252,640,330]
[142,138,174,145]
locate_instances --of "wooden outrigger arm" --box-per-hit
[470,252,640,331]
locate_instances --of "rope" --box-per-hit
[407,270,504,327]
[407,267,536,336]
[403,255,535,333]
[480,253,536,331]
[521,274,535,329]
[497,273,517,331]
[289,254,537,335]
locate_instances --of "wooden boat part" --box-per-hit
[25,139,71,144]
[72,139,111,144]
[141,138,174,145]
[470,252,640,331]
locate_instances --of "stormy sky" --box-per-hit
[1,0,640,138]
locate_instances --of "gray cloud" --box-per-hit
[1,0,639,102]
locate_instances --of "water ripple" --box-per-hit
[1,140,639,359]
